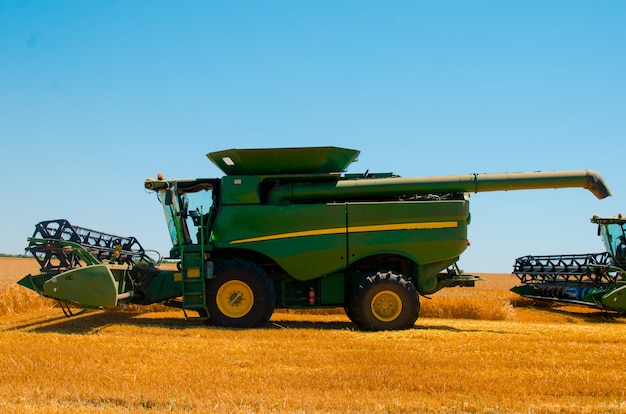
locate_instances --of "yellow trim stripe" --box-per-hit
[229,221,458,244]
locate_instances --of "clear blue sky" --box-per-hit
[1,1,624,273]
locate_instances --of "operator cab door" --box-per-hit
[158,179,218,248]
[599,220,626,265]
[181,187,217,245]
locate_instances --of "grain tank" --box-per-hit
[18,146,611,331]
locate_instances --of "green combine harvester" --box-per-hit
[17,146,612,330]
[511,215,626,313]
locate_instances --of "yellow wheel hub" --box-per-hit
[371,290,402,322]
[216,280,254,318]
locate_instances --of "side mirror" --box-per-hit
[165,189,174,206]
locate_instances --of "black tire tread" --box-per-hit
[349,271,419,331]
[206,258,274,328]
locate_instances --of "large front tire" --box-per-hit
[349,271,419,331]
[206,259,274,328]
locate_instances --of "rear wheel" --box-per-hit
[206,259,274,328]
[349,271,419,331]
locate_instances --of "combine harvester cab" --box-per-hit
[18,146,612,330]
[512,215,626,313]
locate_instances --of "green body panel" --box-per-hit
[320,273,344,304]
[42,265,119,308]
[212,199,469,292]
[136,268,183,304]
[599,284,626,310]
[346,200,469,293]
[220,176,262,204]
[213,203,348,280]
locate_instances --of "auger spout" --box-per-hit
[266,169,611,204]
[469,170,610,199]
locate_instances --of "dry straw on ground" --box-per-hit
[1,257,625,413]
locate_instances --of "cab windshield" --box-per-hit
[156,180,216,246]
[599,221,626,263]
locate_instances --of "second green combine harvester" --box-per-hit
[511,214,626,313]
[18,146,611,330]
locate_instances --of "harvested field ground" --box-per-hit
[1,257,625,413]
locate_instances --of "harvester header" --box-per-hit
[17,146,612,331]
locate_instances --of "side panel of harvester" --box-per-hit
[212,203,348,280]
[346,200,469,294]
[212,199,469,294]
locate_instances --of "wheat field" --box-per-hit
[1,257,625,413]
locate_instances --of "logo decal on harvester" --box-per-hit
[229,221,458,244]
